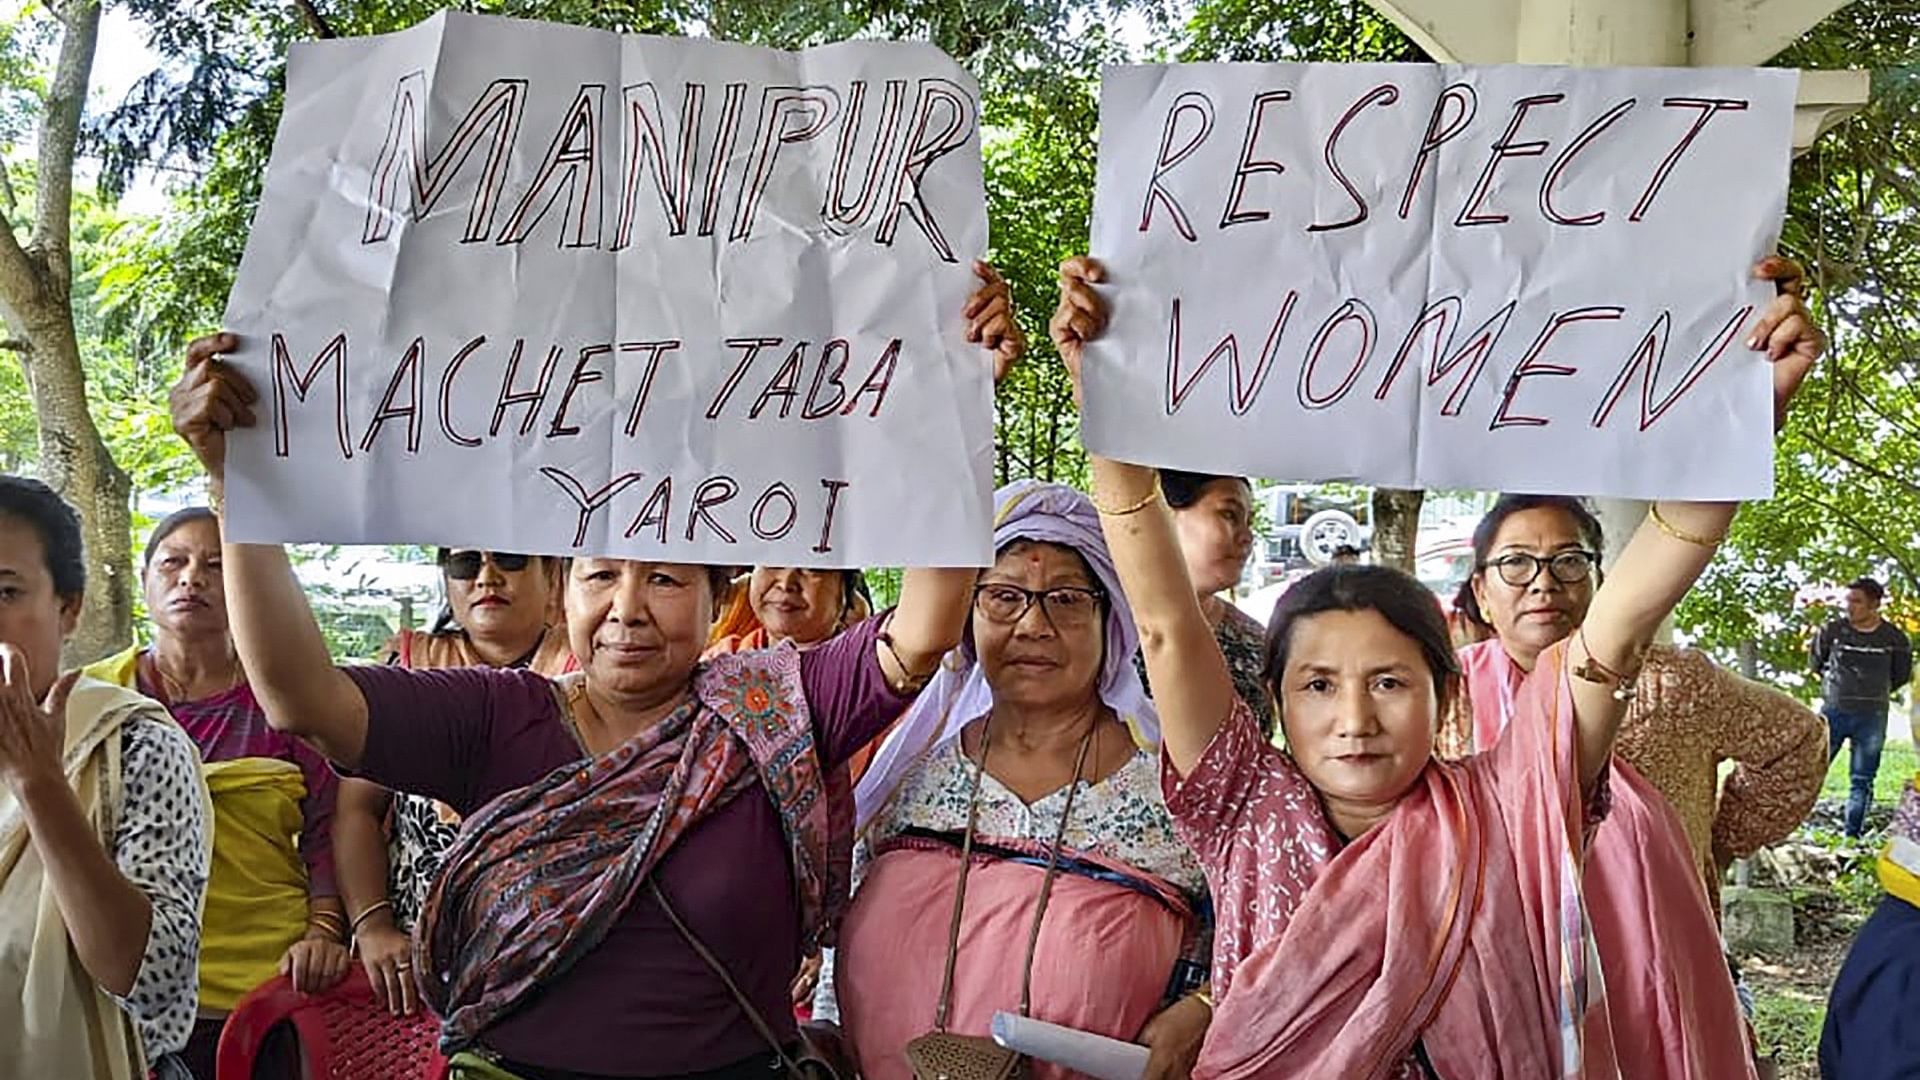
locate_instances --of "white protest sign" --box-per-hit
[1083,63,1798,498]
[221,12,993,566]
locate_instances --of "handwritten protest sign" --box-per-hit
[220,12,993,566]
[1082,63,1798,498]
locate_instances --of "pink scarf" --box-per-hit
[1196,644,1598,1079]
[1458,639,1756,1080]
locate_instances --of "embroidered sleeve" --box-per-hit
[1699,653,1827,860]
[106,718,210,1062]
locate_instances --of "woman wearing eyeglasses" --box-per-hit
[332,548,577,1018]
[821,481,1213,1080]
[1441,492,1824,1077]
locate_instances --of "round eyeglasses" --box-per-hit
[1482,550,1599,588]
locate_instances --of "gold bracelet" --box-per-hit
[1090,477,1162,516]
[350,899,394,936]
[208,485,225,520]
[1648,503,1727,548]
[1189,986,1214,1011]
[306,913,347,944]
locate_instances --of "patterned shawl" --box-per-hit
[415,646,845,1049]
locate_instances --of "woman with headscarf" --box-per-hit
[0,477,211,1080]
[825,480,1210,1080]
[1051,254,1821,1078]
[333,547,575,1017]
[86,506,346,1078]
[169,265,1021,1080]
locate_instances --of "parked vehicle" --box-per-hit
[1249,485,1370,581]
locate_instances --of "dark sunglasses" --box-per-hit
[441,551,533,580]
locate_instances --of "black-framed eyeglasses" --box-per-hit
[441,551,533,580]
[972,583,1105,627]
[1481,550,1599,588]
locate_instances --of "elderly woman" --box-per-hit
[1149,470,1274,738]
[85,508,348,1076]
[824,481,1211,1080]
[1052,255,1819,1077]
[334,547,574,1016]
[708,568,873,658]
[169,268,1018,1080]
[1442,492,1826,1076]
[0,476,211,1080]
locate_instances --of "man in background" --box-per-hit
[1813,576,1914,837]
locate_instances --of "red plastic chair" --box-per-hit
[216,968,448,1080]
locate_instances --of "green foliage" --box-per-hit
[1750,989,1825,1073]
[1676,5,1920,687]
[1178,0,1422,63]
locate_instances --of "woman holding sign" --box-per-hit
[1442,492,1825,1074]
[1050,255,1820,1078]
[169,267,1022,1080]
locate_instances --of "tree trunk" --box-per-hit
[0,1,132,665]
[21,306,133,665]
[1370,486,1425,571]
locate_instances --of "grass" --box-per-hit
[1820,736,1917,804]
[1753,990,1828,1076]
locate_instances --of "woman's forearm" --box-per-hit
[886,568,974,677]
[1090,456,1235,774]
[18,773,151,995]
[218,485,371,766]
[1571,500,1734,790]
[334,779,396,922]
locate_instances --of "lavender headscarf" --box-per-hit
[853,480,1158,830]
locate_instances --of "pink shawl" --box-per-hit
[1179,643,1602,1080]
[1458,639,1756,1080]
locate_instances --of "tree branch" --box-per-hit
[1792,491,1920,593]
[1801,430,1920,497]
[292,0,337,39]
[32,0,101,298]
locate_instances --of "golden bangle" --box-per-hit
[1648,503,1726,548]
[1190,987,1214,1011]
[1091,478,1162,516]
[350,899,394,935]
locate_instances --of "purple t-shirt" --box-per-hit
[343,616,904,1075]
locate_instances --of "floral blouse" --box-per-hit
[867,737,1207,898]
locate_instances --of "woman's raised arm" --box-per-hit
[171,333,372,768]
[883,262,1028,684]
[1052,257,1236,775]
[1569,257,1823,793]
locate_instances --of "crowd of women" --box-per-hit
[1,221,1914,1080]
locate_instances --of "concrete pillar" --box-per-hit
[1514,0,1685,65]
